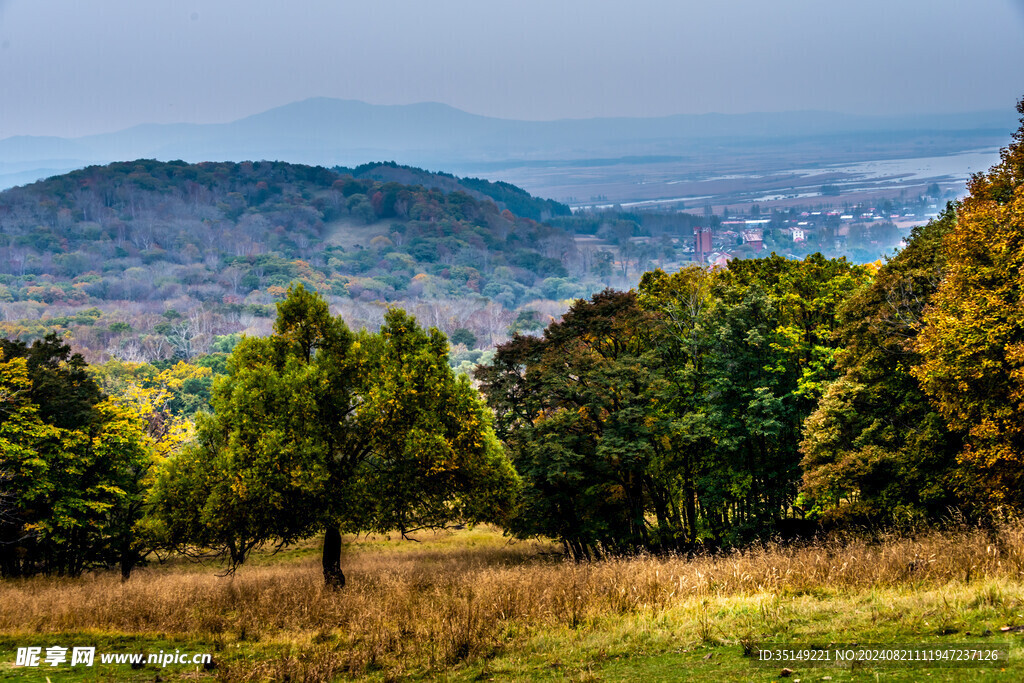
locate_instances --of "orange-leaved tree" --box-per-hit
[914,97,1024,506]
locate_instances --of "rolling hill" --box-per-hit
[0,159,598,363]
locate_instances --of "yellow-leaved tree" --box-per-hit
[914,97,1024,506]
[1,336,171,579]
[92,362,201,576]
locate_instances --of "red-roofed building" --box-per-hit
[741,229,764,251]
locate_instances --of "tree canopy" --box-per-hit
[914,99,1024,507]
[0,335,176,579]
[154,285,517,585]
[479,254,869,555]
[799,210,965,524]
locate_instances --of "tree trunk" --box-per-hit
[322,527,345,589]
[120,545,135,582]
[682,450,698,544]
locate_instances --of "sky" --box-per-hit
[1,0,1023,139]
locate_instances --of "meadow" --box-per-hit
[2,525,1024,682]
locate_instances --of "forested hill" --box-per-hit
[0,159,590,362]
[336,161,572,221]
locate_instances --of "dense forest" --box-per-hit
[2,100,1023,584]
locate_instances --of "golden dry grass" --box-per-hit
[3,524,1024,680]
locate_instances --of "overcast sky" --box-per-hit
[1,0,1023,138]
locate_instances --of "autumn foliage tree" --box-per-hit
[799,210,964,523]
[0,336,159,578]
[914,98,1024,507]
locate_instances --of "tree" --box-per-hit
[914,99,1024,507]
[449,327,477,348]
[637,266,715,545]
[154,285,516,586]
[342,310,517,543]
[0,355,61,576]
[89,400,162,580]
[479,255,867,555]
[86,361,199,578]
[0,333,104,430]
[799,210,965,523]
[478,290,676,558]
[699,282,798,540]
[693,255,867,542]
[0,344,156,579]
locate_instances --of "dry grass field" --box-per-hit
[3,525,1024,681]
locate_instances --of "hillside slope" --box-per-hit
[0,160,590,361]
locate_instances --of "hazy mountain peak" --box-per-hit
[0,98,1016,192]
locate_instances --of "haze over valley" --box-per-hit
[0,97,1014,216]
[5,2,1024,681]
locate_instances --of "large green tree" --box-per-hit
[154,285,516,586]
[481,256,867,555]
[478,290,674,559]
[636,266,715,545]
[702,255,870,539]
[638,255,868,544]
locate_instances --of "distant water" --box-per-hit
[575,147,1007,210]
[790,147,1003,183]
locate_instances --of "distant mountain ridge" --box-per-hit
[0,98,1016,191]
